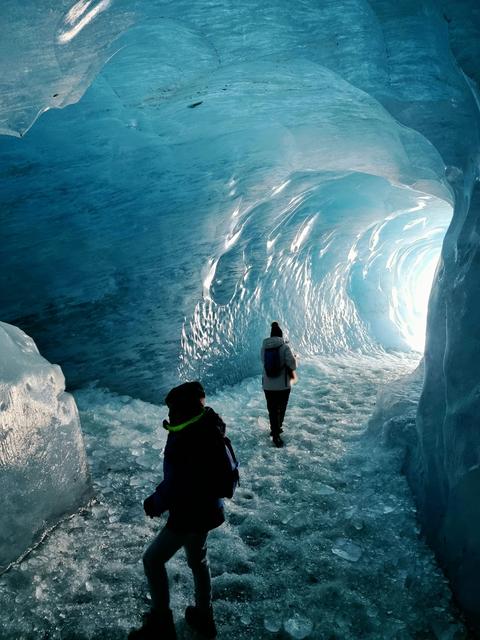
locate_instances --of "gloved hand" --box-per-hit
[143,494,157,518]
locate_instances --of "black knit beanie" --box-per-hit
[165,381,205,409]
[271,321,283,338]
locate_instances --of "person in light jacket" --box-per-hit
[261,321,297,447]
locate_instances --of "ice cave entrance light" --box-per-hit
[392,249,440,353]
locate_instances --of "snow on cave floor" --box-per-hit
[0,353,467,640]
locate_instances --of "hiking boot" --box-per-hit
[185,605,217,638]
[272,435,284,448]
[128,609,177,640]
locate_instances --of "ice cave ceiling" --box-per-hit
[0,0,479,402]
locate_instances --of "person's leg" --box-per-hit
[277,389,291,431]
[129,527,181,638]
[143,526,184,613]
[264,390,280,436]
[184,531,211,611]
[184,532,217,638]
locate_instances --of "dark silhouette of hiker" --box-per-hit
[129,381,227,640]
[261,322,297,447]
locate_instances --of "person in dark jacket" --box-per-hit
[129,381,227,640]
[261,321,297,447]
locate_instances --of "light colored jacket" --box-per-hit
[261,336,297,391]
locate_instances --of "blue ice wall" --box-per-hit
[407,2,480,624]
[0,0,459,400]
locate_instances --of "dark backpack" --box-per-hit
[215,436,240,499]
[264,345,283,377]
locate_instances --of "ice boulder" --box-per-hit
[0,321,91,572]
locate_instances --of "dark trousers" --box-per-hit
[264,389,291,436]
[143,526,211,614]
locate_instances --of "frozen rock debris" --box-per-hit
[0,322,91,572]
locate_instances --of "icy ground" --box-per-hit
[0,354,466,639]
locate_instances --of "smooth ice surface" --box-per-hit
[0,356,466,639]
[0,322,91,573]
[0,1,133,137]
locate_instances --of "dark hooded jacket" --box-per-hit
[144,406,226,533]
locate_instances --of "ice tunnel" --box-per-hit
[0,2,458,398]
[1,0,480,635]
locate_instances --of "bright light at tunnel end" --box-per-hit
[391,253,439,353]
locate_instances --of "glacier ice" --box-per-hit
[0,321,91,573]
[409,183,480,622]
[0,359,465,638]
[0,0,133,137]
[263,615,282,634]
[0,0,457,400]
[331,538,363,563]
[0,0,480,633]
[284,614,314,640]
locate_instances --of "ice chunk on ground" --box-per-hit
[240,611,252,626]
[315,482,336,495]
[331,538,363,563]
[264,615,282,633]
[284,613,314,639]
[0,321,91,572]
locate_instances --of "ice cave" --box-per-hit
[1,0,479,638]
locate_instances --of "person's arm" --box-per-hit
[143,471,173,518]
[143,488,168,518]
[284,344,297,371]
[143,438,187,517]
[260,344,265,364]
